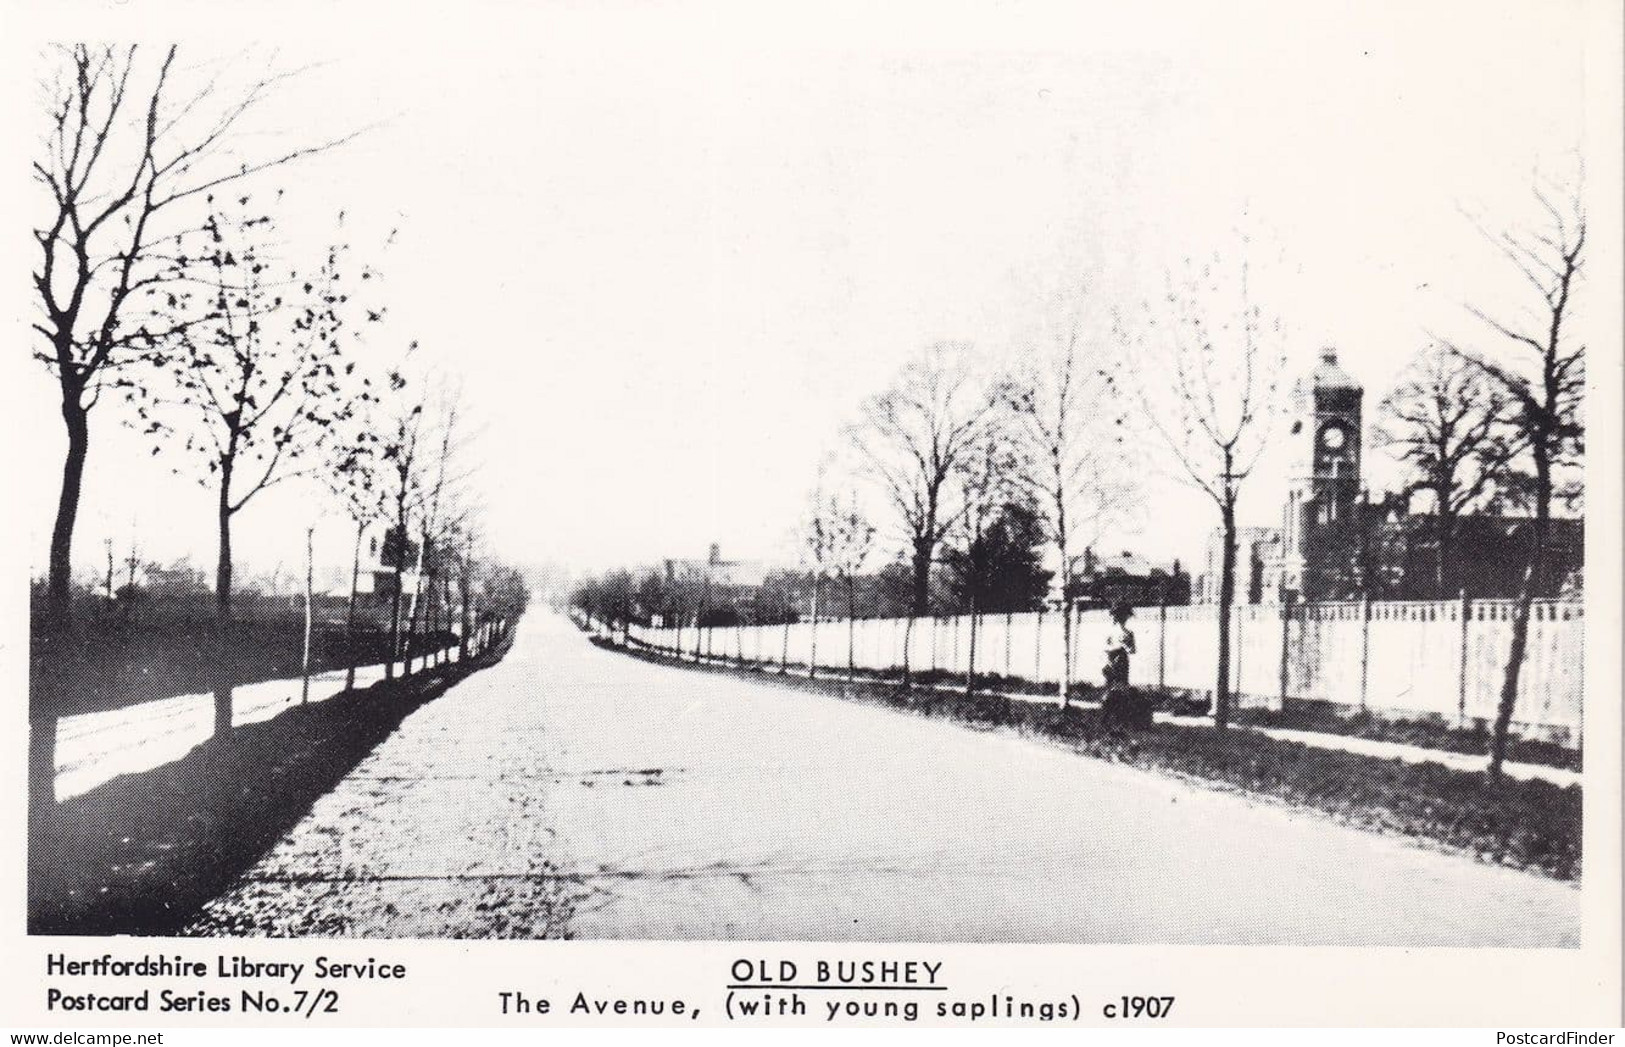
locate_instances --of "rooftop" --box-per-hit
[1308,347,1362,393]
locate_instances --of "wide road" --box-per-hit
[185,613,1579,945]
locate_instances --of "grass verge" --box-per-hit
[672,646,1577,770]
[1229,703,1581,771]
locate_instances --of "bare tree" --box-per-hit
[1124,248,1286,730]
[327,372,389,690]
[431,509,481,666]
[594,569,637,647]
[849,342,1000,687]
[752,570,801,673]
[139,204,372,737]
[404,387,467,674]
[824,490,877,685]
[299,524,316,704]
[29,43,354,816]
[1376,343,1515,597]
[1008,293,1139,707]
[377,358,427,680]
[1443,178,1585,779]
[458,526,487,660]
[633,565,676,645]
[800,479,839,680]
[946,429,1022,699]
[669,567,708,660]
[429,502,480,665]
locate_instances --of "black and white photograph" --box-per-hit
[2,0,1621,1031]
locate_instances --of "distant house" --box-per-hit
[142,560,210,596]
[663,543,770,624]
[359,523,422,600]
[1072,547,1192,608]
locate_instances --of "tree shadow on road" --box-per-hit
[29,637,512,936]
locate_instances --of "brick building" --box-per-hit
[1197,348,1582,603]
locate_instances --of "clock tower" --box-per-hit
[1279,347,1363,600]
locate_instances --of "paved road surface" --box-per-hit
[185,614,1578,945]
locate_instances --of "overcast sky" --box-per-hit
[3,0,1600,588]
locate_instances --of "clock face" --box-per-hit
[1321,425,1346,451]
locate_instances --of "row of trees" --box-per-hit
[29,46,527,822]
[827,185,1583,781]
[569,499,1054,659]
[811,275,1246,714]
[1378,182,1587,775]
[581,181,1585,782]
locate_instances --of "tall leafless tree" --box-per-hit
[405,387,466,674]
[457,525,483,661]
[800,474,840,680]
[1443,178,1585,779]
[327,372,389,690]
[1125,247,1286,729]
[29,44,354,817]
[849,342,1000,687]
[1008,291,1139,706]
[299,524,316,705]
[822,487,876,685]
[138,204,373,737]
[948,428,1022,700]
[1376,343,1515,597]
[377,351,427,679]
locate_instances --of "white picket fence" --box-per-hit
[623,598,1585,744]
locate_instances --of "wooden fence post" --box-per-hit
[1067,604,1078,686]
[1234,602,1245,703]
[1277,588,1292,711]
[1457,588,1471,726]
[300,525,314,705]
[1035,610,1044,683]
[1004,611,1013,676]
[1158,599,1168,690]
[1358,594,1372,710]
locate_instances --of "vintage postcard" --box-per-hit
[0,0,1620,1032]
